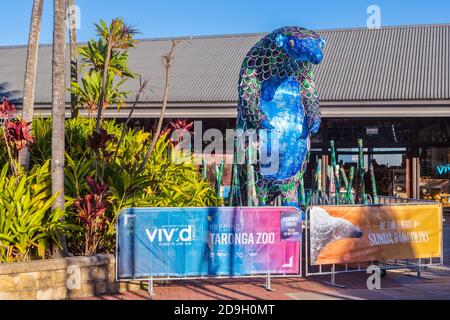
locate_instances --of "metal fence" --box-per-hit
[126,253,304,295]
[304,203,444,287]
[378,195,437,205]
[117,199,444,294]
[116,207,304,295]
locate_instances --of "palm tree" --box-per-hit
[51,0,67,255]
[94,19,137,133]
[19,0,44,169]
[67,0,79,118]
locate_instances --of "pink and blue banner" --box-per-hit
[117,207,301,279]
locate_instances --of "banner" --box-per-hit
[117,207,301,279]
[309,205,442,265]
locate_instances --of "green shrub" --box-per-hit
[0,161,75,263]
[28,117,221,256]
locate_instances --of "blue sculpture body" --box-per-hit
[232,26,325,207]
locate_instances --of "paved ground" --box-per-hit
[84,216,450,300]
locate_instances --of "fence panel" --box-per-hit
[304,203,444,287]
[116,206,304,294]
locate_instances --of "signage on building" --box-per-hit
[435,164,450,175]
[117,207,301,279]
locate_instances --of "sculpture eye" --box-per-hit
[289,39,295,47]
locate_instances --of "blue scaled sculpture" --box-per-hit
[231,26,326,207]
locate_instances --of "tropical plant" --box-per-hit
[28,117,221,256]
[73,177,110,256]
[68,70,130,113]
[0,161,75,263]
[89,18,138,133]
[1,98,34,176]
[4,119,35,151]
[78,38,136,78]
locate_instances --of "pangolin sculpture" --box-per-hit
[232,26,326,207]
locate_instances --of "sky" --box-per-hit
[1,0,450,46]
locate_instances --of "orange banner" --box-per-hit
[309,205,442,265]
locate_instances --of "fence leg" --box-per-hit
[406,259,433,280]
[265,274,275,291]
[323,265,346,288]
[148,276,155,296]
[416,259,434,280]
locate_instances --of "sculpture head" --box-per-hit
[274,27,326,65]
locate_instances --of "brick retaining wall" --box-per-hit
[0,254,135,300]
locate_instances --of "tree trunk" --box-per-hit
[139,40,179,173]
[51,0,68,256]
[68,0,79,118]
[19,0,44,169]
[95,45,112,133]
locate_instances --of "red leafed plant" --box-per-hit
[161,119,194,145]
[169,119,194,132]
[0,97,16,119]
[5,119,35,151]
[1,98,34,175]
[73,176,110,256]
[88,128,116,161]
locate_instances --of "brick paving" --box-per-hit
[82,267,450,300]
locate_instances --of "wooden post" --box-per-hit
[416,156,421,199]
[406,151,411,198]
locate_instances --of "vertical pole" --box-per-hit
[331,264,336,286]
[417,258,422,278]
[246,144,258,206]
[148,276,155,296]
[330,140,341,204]
[316,158,322,194]
[202,158,207,180]
[321,120,329,196]
[299,175,306,206]
[322,264,346,288]
[228,138,240,206]
[215,160,225,200]
[265,274,275,291]
[369,163,379,204]
[328,164,332,201]
[406,151,411,198]
[340,166,349,191]
[346,166,355,204]
[412,155,417,199]
[416,157,421,199]
[322,155,328,197]
[358,139,366,204]
[411,119,420,199]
